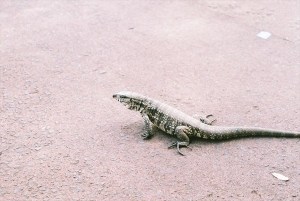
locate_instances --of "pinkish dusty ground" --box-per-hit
[1,1,300,200]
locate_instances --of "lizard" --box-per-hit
[113,91,300,155]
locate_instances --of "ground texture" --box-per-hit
[1,1,300,200]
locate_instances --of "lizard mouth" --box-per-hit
[113,94,131,108]
[112,94,119,100]
[113,94,122,102]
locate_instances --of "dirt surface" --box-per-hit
[1,1,300,200]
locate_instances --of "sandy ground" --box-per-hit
[1,0,300,200]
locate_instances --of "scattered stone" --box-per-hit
[35,147,42,151]
[272,173,289,181]
[257,31,271,39]
[14,187,20,194]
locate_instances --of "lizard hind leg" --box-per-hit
[168,126,192,155]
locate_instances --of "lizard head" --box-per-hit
[113,91,147,112]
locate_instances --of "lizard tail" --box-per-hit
[204,126,300,140]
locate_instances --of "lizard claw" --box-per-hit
[168,141,192,156]
[200,114,217,125]
[141,132,151,139]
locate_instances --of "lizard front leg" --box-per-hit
[141,113,153,139]
[168,126,192,155]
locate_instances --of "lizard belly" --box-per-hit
[148,112,178,135]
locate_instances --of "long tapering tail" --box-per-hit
[203,126,300,140]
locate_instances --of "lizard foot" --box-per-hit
[199,114,217,125]
[141,132,151,139]
[168,141,192,156]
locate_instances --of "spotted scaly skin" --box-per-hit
[113,91,300,155]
